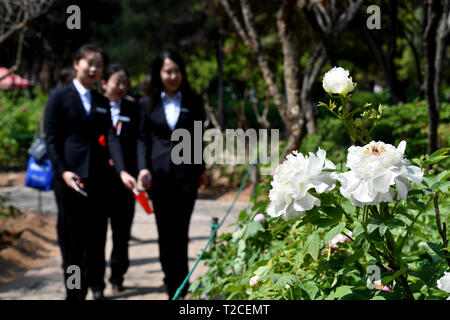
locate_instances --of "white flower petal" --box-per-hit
[437,272,450,293]
[268,148,337,220]
[339,140,422,206]
[293,192,320,212]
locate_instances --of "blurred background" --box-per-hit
[0,0,449,174]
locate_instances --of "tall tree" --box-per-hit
[423,0,449,154]
[299,0,365,133]
[220,0,364,157]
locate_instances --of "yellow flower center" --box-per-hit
[363,145,387,156]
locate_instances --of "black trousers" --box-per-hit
[151,172,198,299]
[86,168,136,291]
[53,172,107,300]
[107,170,135,286]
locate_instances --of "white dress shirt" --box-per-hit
[161,91,182,131]
[110,99,122,127]
[72,79,92,116]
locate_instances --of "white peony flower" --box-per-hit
[437,272,450,294]
[322,67,355,96]
[249,275,259,287]
[268,148,338,220]
[338,141,423,207]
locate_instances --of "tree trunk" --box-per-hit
[362,14,403,104]
[423,0,444,155]
[277,0,306,159]
[301,44,326,134]
[216,30,225,130]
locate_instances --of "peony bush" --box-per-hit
[191,67,449,300]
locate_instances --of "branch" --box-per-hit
[313,2,330,33]
[219,0,252,49]
[335,0,365,36]
[0,28,25,82]
[303,43,326,91]
[219,0,285,118]
[239,0,285,114]
[248,89,270,129]
[433,194,450,268]
[202,93,221,130]
[0,17,27,46]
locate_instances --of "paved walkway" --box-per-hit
[0,186,250,300]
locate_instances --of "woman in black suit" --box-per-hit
[100,63,140,293]
[137,50,205,299]
[44,44,134,300]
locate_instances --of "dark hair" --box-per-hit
[73,43,108,66]
[59,67,75,86]
[103,63,129,81]
[148,50,193,109]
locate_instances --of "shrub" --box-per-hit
[0,91,48,169]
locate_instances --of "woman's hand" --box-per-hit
[120,171,137,191]
[138,169,152,189]
[199,171,207,187]
[62,171,84,190]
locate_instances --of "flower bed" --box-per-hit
[192,68,450,300]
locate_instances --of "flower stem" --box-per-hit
[433,193,450,268]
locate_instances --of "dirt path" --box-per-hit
[0,186,250,300]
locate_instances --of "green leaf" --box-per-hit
[367,220,382,234]
[382,267,408,285]
[419,242,441,263]
[409,198,426,211]
[437,170,450,182]
[395,206,416,221]
[272,274,300,290]
[271,218,297,236]
[324,222,346,244]
[426,242,447,258]
[304,231,321,260]
[334,285,353,299]
[384,218,407,230]
[321,206,344,221]
[352,224,365,238]
[362,239,371,253]
[379,224,388,236]
[313,218,339,228]
[238,209,248,221]
[432,181,450,193]
[423,148,450,167]
[429,148,450,158]
[302,281,319,299]
[244,221,265,238]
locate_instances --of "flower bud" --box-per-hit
[249,275,259,287]
[254,213,266,222]
[322,67,355,97]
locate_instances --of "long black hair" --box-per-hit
[148,50,194,110]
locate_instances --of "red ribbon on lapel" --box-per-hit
[98,134,106,147]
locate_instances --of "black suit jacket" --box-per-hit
[107,96,140,177]
[137,91,205,186]
[44,82,119,179]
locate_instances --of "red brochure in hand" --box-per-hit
[132,189,153,214]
